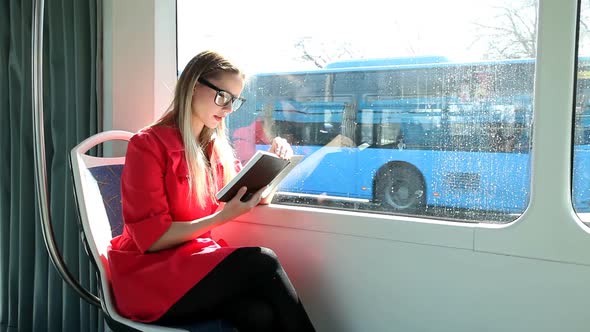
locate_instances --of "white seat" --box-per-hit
[70,130,237,332]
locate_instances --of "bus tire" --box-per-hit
[374,162,426,213]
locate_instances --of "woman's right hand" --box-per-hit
[218,186,267,222]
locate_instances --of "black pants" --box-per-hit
[155,247,316,332]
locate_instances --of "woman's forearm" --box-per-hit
[147,211,227,252]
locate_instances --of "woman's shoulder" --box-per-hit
[134,124,179,140]
[131,125,184,152]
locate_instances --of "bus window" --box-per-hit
[229,59,539,221]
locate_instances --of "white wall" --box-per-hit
[102,0,176,133]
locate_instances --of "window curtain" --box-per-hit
[0,0,103,331]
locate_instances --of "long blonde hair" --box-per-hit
[153,50,240,207]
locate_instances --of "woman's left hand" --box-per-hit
[269,136,293,160]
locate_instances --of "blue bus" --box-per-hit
[228,57,590,216]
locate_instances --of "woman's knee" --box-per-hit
[259,247,278,261]
[236,247,281,275]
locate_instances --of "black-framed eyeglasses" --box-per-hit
[198,78,246,111]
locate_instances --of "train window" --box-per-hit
[573,3,590,226]
[177,0,538,223]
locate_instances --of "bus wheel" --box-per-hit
[375,163,425,212]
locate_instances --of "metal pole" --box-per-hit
[31,0,100,307]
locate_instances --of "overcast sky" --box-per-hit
[177,0,527,74]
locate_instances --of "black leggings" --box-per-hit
[155,247,316,332]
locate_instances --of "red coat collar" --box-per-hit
[148,125,185,152]
[144,125,216,162]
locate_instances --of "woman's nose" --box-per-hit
[222,105,233,114]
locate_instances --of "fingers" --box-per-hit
[231,186,261,206]
[283,147,293,159]
[221,187,265,222]
[252,185,268,201]
[270,136,293,159]
[234,186,248,201]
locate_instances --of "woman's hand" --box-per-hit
[269,136,293,160]
[218,186,267,221]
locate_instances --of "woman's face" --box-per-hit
[191,72,244,136]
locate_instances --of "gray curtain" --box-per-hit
[0,0,103,331]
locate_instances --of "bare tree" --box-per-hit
[473,0,590,59]
[472,0,537,59]
[293,37,360,69]
[294,38,329,69]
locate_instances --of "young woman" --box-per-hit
[108,50,316,332]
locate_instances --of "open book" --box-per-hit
[216,150,304,202]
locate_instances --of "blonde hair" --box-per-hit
[153,50,241,207]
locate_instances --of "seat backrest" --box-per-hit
[71,131,131,268]
[86,164,125,238]
[70,131,132,319]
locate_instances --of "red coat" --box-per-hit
[108,125,239,322]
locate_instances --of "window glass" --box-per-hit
[573,2,590,226]
[178,0,538,223]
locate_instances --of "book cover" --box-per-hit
[216,150,303,202]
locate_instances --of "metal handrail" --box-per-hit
[31,0,100,307]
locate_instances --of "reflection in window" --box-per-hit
[178,0,540,223]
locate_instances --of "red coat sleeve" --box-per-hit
[121,133,172,253]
